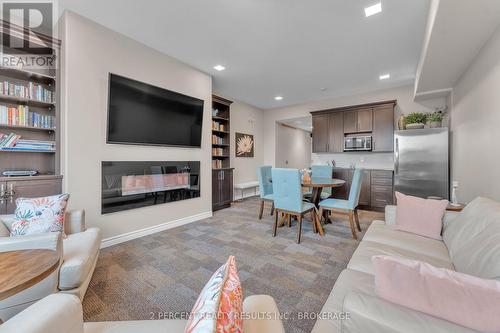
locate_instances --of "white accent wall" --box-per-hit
[59,11,213,240]
[450,23,500,203]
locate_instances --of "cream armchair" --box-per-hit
[0,210,101,322]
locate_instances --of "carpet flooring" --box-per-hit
[83,197,384,333]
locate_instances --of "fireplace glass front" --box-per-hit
[101,161,200,214]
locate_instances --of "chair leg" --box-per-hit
[258,200,264,220]
[354,209,361,232]
[311,209,317,233]
[297,214,303,244]
[288,214,292,227]
[273,210,279,237]
[270,201,274,216]
[348,210,358,240]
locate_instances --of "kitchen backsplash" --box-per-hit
[311,152,394,170]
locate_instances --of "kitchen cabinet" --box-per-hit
[348,169,371,206]
[328,112,344,153]
[212,169,233,211]
[312,115,329,153]
[373,105,395,152]
[0,176,63,214]
[343,108,372,134]
[370,170,394,209]
[343,111,358,134]
[311,100,396,153]
[330,168,393,210]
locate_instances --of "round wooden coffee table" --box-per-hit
[0,249,60,301]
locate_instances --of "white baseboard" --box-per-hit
[233,189,260,201]
[100,210,213,249]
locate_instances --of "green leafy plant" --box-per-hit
[428,111,444,122]
[404,112,427,125]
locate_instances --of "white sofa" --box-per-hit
[0,210,101,321]
[312,197,500,333]
[0,293,285,333]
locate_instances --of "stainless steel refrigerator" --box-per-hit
[394,128,449,200]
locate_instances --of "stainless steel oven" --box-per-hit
[344,135,372,151]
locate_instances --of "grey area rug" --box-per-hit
[83,197,383,333]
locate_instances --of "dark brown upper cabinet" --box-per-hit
[312,112,344,153]
[372,105,395,152]
[311,100,396,153]
[343,108,372,134]
[312,115,329,153]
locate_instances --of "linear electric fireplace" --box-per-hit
[101,161,200,214]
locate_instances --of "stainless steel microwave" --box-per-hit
[344,135,372,151]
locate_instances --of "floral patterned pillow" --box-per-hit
[10,193,70,236]
[185,256,243,333]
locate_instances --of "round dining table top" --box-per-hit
[301,177,346,188]
[0,249,60,301]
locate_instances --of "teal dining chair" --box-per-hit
[311,165,334,199]
[271,168,320,243]
[257,166,274,219]
[318,168,363,240]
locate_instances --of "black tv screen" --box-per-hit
[107,73,204,147]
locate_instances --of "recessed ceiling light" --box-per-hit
[365,2,382,17]
[213,65,225,71]
[379,73,390,80]
[274,96,283,101]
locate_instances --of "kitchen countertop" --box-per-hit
[332,166,394,172]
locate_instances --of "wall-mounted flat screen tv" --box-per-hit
[107,73,204,147]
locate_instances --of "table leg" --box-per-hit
[311,187,323,207]
[314,208,324,236]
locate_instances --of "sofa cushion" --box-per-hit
[394,192,448,240]
[373,255,500,332]
[10,194,70,236]
[59,228,101,290]
[311,269,374,333]
[347,240,454,275]
[443,197,500,279]
[363,221,451,262]
[342,292,478,333]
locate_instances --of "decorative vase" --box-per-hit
[406,123,425,129]
[397,115,405,130]
[429,121,441,128]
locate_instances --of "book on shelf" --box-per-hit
[0,81,54,103]
[0,132,55,151]
[212,159,223,169]
[0,105,55,129]
[212,147,225,156]
[212,135,225,145]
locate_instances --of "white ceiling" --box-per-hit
[59,0,430,109]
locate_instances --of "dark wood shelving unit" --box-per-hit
[212,95,234,211]
[0,19,62,214]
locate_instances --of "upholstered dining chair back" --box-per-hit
[311,165,333,178]
[311,165,334,195]
[271,168,302,212]
[257,166,273,198]
[348,169,363,209]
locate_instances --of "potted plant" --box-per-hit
[428,111,444,128]
[404,112,427,129]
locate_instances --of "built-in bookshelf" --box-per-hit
[0,19,62,213]
[212,95,234,211]
[211,95,232,169]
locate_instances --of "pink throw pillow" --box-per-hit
[185,256,243,333]
[394,191,448,240]
[373,255,500,332]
